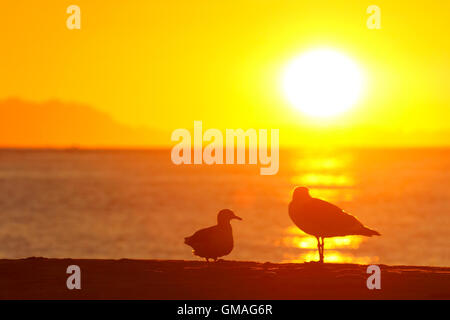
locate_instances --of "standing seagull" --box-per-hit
[184,209,242,262]
[289,187,380,263]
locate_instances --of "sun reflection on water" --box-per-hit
[293,173,353,188]
[281,226,365,249]
[284,251,378,264]
[278,227,376,264]
[290,153,356,202]
[294,155,350,171]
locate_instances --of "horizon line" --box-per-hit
[1,145,449,151]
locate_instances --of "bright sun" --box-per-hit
[282,49,364,117]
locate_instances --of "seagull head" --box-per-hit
[217,209,242,225]
[292,186,311,202]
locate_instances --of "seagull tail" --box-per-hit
[360,227,381,237]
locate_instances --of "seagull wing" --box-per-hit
[184,225,218,248]
[305,198,378,237]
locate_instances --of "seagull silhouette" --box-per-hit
[184,209,242,262]
[288,187,380,263]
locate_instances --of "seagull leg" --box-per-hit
[316,236,322,262]
[205,258,209,263]
[320,237,325,263]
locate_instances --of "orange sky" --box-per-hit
[0,1,449,147]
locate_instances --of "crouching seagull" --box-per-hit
[185,209,242,262]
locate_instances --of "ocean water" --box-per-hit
[0,148,448,266]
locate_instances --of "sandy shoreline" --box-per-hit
[0,258,448,299]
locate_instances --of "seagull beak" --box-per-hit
[233,215,242,221]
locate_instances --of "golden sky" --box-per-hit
[0,1,449,147]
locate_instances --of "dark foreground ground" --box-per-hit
[0,258,449,299]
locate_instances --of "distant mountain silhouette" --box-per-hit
[0,98,167,148]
